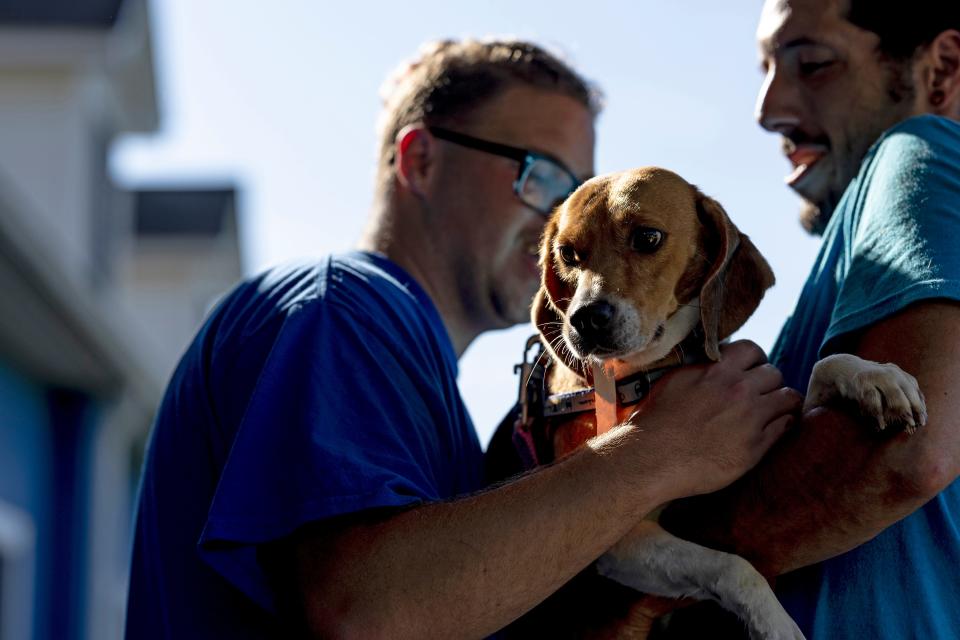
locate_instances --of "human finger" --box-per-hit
[743,363,784,394]
[719,340,768,370]
[757,386,803,424]
[759,413,795,449]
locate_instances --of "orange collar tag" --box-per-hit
[592,362,618,435]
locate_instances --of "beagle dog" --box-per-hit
[532,167,927,639]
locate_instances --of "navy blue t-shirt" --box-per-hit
[126,252,485,638]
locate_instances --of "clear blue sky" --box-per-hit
[113,0,822,445]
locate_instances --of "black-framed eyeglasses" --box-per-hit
[429,126,583,216]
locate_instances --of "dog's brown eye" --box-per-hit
[630,228,664,254]
[558,245,578,266]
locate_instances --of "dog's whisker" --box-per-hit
[548,335,569,359]
[522,172,790,640]
[548,334,585,375]
[673,342,686,364]
[527,347,551,387]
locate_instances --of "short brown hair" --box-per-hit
[375,38,602,197]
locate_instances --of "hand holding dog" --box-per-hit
[617,340,802,499]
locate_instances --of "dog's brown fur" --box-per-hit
[517,167,780,637]
[520,167,925,638]
[532,167,774,459]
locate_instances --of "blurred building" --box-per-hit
[0,2,243,639]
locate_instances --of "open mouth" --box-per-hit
[785,145,828,187]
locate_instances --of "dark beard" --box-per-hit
[799,53,917,238]
[800,200,829,236]
[799,184,842,236]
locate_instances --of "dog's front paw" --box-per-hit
[849,362,927,434]
[806,354,927,434]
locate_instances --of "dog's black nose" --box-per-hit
[570,301,615,347]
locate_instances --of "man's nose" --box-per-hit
[755,65,802,134]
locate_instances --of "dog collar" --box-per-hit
[512,334,704,469]
[542,367,673,419]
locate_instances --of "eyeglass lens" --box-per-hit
[517,157,578,214]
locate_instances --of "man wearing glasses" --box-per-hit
[126,38,799,638]
[428,126,582,217]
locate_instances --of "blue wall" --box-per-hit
[0,360,96,640]
[0,360,52,640]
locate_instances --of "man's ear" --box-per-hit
[922,29,960,115]
[696,190,775,361]
[394,125,434,198]
[532,213,581,377]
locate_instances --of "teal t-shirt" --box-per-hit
[770,115,960,639]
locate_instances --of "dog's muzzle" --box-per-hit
[568,301,617,355]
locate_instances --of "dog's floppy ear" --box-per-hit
[531,212,581,377]
[696,190,775,361]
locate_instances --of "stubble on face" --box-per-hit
[435,85,596,332]
[797,55,917,235]
[757,0,924,235]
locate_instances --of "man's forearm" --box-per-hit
[665,303,960,577]
[662,406,938,576]
[293,426,666,639]
[282,341,798,638]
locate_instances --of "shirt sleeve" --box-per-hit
[824,117,960,349]
[197,295,448,611]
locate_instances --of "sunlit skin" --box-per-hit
[366,84,596,355]
[427,85,596,334]
[657,4,960,634]
[289,69,802,637]
[755,0,926,232]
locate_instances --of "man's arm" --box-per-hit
[663,300,960,576]
[265,342,799,639]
